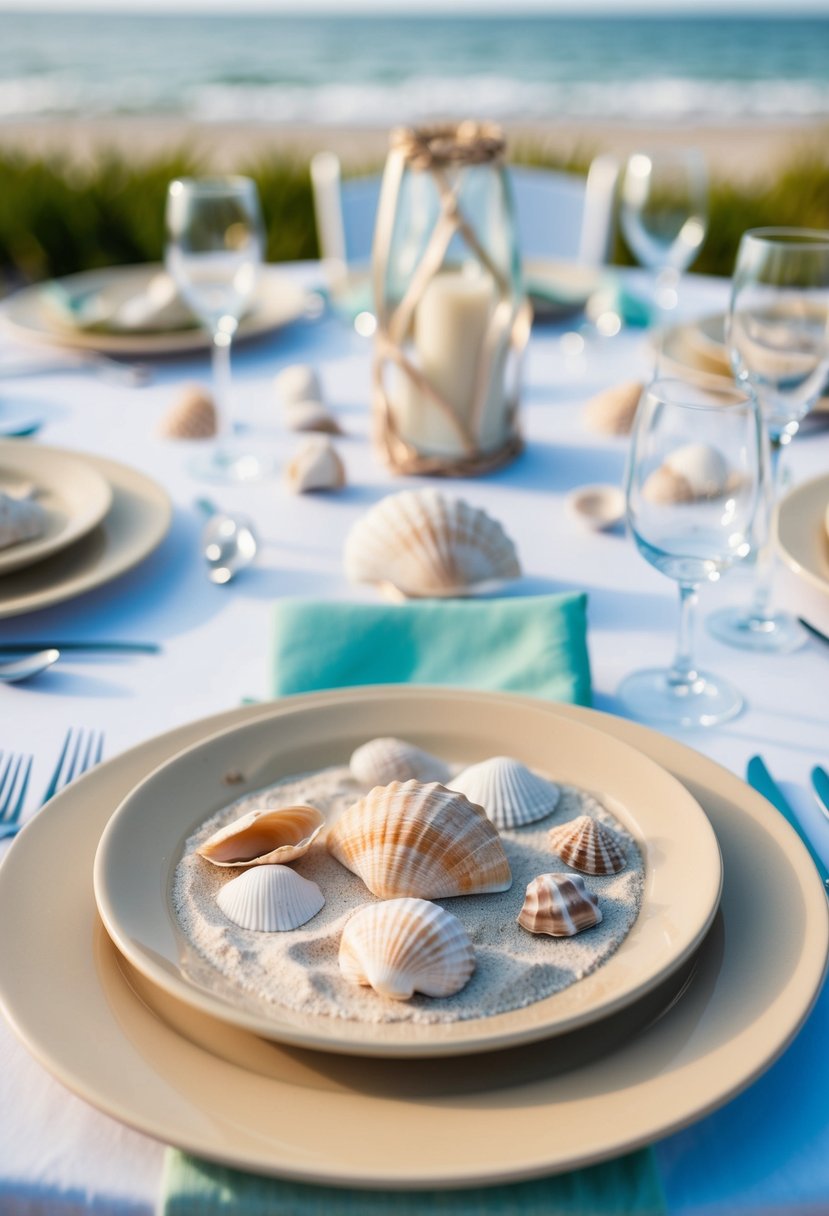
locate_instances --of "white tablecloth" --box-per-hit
[0,264,827,1216]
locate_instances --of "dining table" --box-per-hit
[0,259,827,1216]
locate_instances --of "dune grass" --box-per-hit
[0,139,827,288]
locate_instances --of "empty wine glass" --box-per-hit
[618,378,761,728]
[620,149,708,318]
[165,176,265,482]
[707,228,829,653]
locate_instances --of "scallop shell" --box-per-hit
[284,399,342,434]
[217,864,324,931]
[196,804,325,868]
[158,385,217,439]
[518,872,602,937]
[349,737,451,788]
[275,363,323,406]
[284,436,346,494]
[339,897,475,1000]
[344,489,521,599]
[584,380,643,436]
[644,443,730,504]
[0,491,47,550]
[548,814,627,875]
[449,756,560,830]
[327,780,512,899]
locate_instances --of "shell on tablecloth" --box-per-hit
[583,380,643,436]
[284,399,342,435]
[517,872,602,937]
[0,490,47,550]
[449,756,560,830]
[275,363,323,406]
[643,443,731,505]
[327,779,512,900]
[196,804,325,868]
[548,814,627,876]
[349,737,451,788]
[338,897,475,1000]
[158,384,217,439]
[284,436,346,494]
[217,864,324,932]
[343,489,521,599]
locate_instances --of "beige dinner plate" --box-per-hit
[775,472,829,634]
[0,263,310,357]
[94,693,722,1057]
[0,689,827,1188]
[0,452,171,619]
[0,442,113,575]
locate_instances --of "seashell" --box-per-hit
[584,380,643,436]
[548,814,627,875]
[0,490,47,550]
[284,399,342,434]
[565,484,625,533]
[350,737,451,788]
[449,756,560,830]
[158,384,217,439]
[339,897,475,1000]
[328,780,512,899]
[275,363,323,406]
[197,804,325,868]
[518,872,602,937]
[344,489,521,599]
[643,443,730,504]
[217,864,324,932]
[284,436,346,494]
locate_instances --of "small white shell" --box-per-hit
[284,399,342,434]
[275,364,322,406]
[584,381,643,436]
[158,385,217,439]
[284,436,346,494]
[339,897,475,1000]
[565,484,625,532]
[217,864,324,931]
[350,737,450,788]
[644,443,730,504]
[196,804,325,868]
[518,872,602,937]
[450,756,560,829]
[548,814,627,876]
[0,491,47,550]
[344,489,520,599]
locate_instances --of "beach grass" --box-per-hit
[0,141,827,287]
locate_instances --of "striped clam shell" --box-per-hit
[349,737,450,788]
[196,804,325,868]
[339,897,475,1000]
[217,864,324,932]
[327,780,512,900]
[518,872,602,937]
[450,756,560,829]
[548,814,627,876]
[343,489,521,599]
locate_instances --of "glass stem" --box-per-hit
[749,433,784,622]
[211,329,233,444]
[668,582,699,690]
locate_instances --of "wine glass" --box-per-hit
[618,378,761,728]
[620,149,708,318]
[165,176,265,482]
[707,228,829,653]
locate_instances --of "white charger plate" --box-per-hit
[775,472,829,635]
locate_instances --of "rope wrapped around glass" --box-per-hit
[372,121,531,476]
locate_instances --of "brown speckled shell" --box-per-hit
[158,385,217,439]
[518,872,602,937]
[548,814,627,875]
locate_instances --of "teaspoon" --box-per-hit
[196,499,258,585]
[0,648,60,683]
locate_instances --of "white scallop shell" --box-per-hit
[518,872,602,937]
[583,380,643,436]
[350,737,450,788]
[548,814,627,875]
[284,399,342,434]
[0,491,47,550]
[343,489,521,599]
[217,864,324,932]
[275,363,323,406]
[450,756,560,830]
[196,804,325,868]
[284,436,346,494]
[327,780,512,900]
[339,897,475,999]
[158,384,217,439]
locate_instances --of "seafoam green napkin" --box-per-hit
[161,590,666,1215]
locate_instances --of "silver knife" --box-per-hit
[0,641,160,655]
[747,756,829,890]
[811,766,829,827]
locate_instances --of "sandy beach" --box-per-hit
[1,116,826,182]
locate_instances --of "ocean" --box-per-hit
[0,11,828,126]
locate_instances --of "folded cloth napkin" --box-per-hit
[161,590,666,1215]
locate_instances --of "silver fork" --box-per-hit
[0,728,104,840]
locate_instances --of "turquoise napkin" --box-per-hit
[161,590,666,1215]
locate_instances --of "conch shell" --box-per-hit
[548,814,627,876]
[158,384,217,439]
[284,436,346,493]
[217,864,324,931]
[518,872,602,937]
[343,489,521,599]
[643,442,731,504]
[584,380,643,436]
[196,804,324,868]
[339,897,475,1000]
[327,780,512,899]
[349,737,450,788]
[450,756,560,830]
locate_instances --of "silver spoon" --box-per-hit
[196,499,258,585]
[0,648,60,683]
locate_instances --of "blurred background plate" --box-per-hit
[776,472,829,635]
